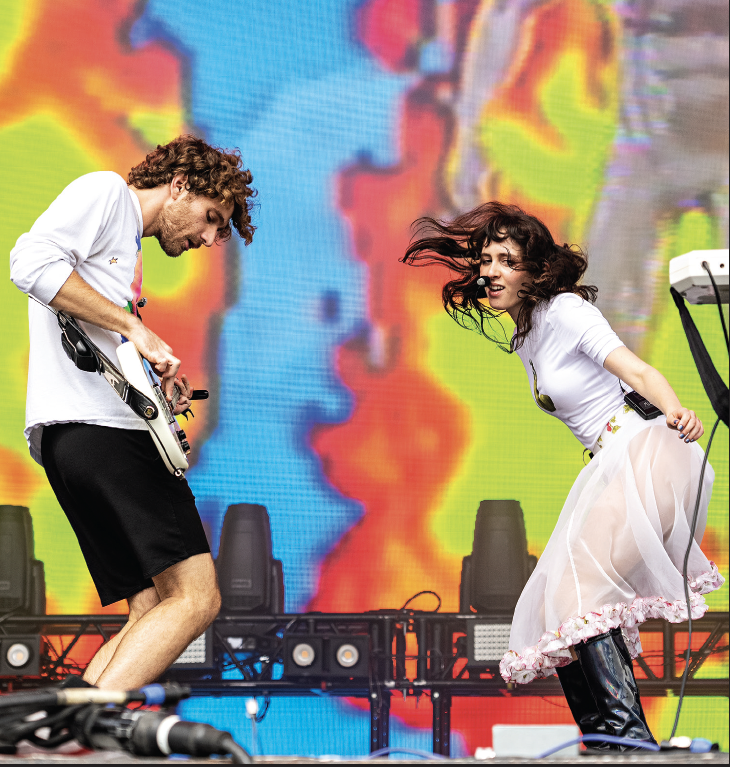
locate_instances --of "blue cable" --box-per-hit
[368,747,447,760]
[536,734,660,758]
[140,684,166,706]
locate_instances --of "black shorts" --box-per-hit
[41,423,210,606]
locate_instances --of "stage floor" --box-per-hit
[0,750,728,765]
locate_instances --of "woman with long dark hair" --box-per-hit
[402,202,723,748]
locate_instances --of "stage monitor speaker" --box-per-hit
[0,506,45,615]
[216,503,284,614]
[0,634,41,676]
[461,500,537,615]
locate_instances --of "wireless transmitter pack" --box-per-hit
[624,390,662,420]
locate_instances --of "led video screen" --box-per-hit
[0,0,727,755]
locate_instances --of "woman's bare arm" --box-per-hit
[603,345,703,442]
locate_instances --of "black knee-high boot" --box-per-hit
[575,628,656,748]
[556,659,612,749]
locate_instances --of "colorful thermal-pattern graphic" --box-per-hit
[1,0,727,756]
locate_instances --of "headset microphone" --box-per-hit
[476,276,488,299]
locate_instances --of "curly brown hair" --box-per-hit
[128,134,256,245]
[401,202,597,351]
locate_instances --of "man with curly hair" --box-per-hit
[10,135,255,688]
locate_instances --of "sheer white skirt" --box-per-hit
[501,407,724,684]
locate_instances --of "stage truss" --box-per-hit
[1,611,727,756]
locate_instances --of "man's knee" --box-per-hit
[128,585,161,622]
[154,553,221,625]
[199,581,221,626]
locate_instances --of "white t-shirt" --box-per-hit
[515,293,626,449]
[10,171,148,465]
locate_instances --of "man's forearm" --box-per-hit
[50,271,138,337]
[51,270,182,397]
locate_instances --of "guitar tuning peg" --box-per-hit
[137,297,148,308]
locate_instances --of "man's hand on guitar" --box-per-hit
[172,375,193,416]
[126,321,181,401]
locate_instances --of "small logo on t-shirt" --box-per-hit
[109,257,118,264]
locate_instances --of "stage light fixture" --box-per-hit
[459,500,537,615]
[328,635,370,679]
[6,643,30,669]
[283,636,323,677]
[0,635,40,676]
[0,505,46,616]
[335,643,359,668]
[168,627,215,671]
[466,619,512,667]
[292,642,316,667]
[328,636,370,679]
[283,635,370,680]
[216,504,284,615]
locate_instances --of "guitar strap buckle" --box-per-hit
[126,386,159,421]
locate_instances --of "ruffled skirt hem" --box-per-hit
[499,562,724,684]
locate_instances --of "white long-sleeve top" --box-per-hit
[515,293,626,449]
[10,171,147,465]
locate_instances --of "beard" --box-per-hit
[156,197,196,258]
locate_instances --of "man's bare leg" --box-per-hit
[83,587,160,685]
[94,554,220,690]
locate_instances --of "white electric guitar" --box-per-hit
[116,341,191,476]
[53,308,199,477]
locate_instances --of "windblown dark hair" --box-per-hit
[128,134,256,245]
[401,202,597,351]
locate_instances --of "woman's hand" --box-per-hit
[172,374,193,416]
[666,407,704,442]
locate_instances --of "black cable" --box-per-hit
[0,608,19,635]
[219,734,254,765]
[24,706,86,749]
[669,416,721,740]
[399,590,442,612]
[668,259,727,738]
[0,705,81,747]
[701,261,729,351]
[255,695,270,723]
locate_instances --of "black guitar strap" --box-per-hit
[56,311,159,422]
[670,287,728,427]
